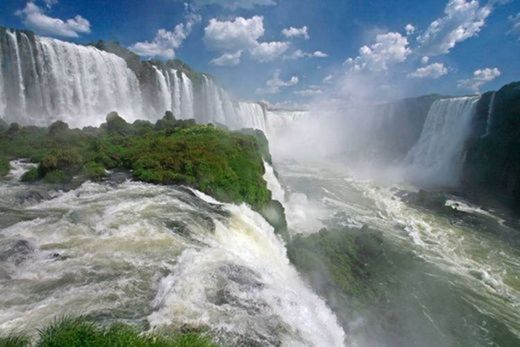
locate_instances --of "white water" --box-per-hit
[263,161,286,204]
[482,91,496,138]
[277,161,520,343]
[0,29,271,132]
[0,30,143,127]
[0,178,345,346]
[403,97,479,186]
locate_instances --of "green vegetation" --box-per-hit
[0,112,272,210]
[0,111,288,237]
[0,317,217,347]
[0,157,9,177]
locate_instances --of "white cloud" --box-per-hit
[256,70,299,94]
[405,24,416,35]
[204,16,289,64]
[509,13,520,39]
[129,12,201,59]
[15,2,90,38]
[345,32,411,71]
[295,85,324,97]
[323,74,333,83]
[204,16,264,51]
[250,41,290,62]
[284,49,328,60]
[43,0,58,8]
[282,26,309,39]
[312,50,328,58]
[458,67,501,92]
[210,50,243,66]
[408,63,448,79]
[417,0,497,56]
[189,0,276,10]
[421,56,430,64]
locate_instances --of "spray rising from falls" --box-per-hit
[402,96,479,186]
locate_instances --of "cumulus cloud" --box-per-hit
[458,67,501,92]
[210,50,243,66]
[188,0,276,10]
[421,56,430,64]
[204,16,289,64]
[129,12,201,59]
[408,63,448,79]
[15,2,90,38]
[509,13,520,39]
[344,32,411,71]
[282,26,309,39]
[256,70,299,94]
[284,49,328,60]
[405,24,416,35]
[417,0,497,56]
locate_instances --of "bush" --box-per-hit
[21,167,39,182]
[0,157,9,177]
[83,162,106,181]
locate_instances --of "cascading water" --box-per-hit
[482,91,496,138]
[402,96,479,186]
[0,29,143,127]
[0,28,271,132]
[0,166,346,346]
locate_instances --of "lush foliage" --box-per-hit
[0,317,217,347]
[0,112,271,209]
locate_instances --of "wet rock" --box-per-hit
[0,239,35,265]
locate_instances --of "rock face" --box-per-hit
[462,82,520,209]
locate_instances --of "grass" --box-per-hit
[0,317,217,347]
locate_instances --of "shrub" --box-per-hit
[0,317,218,347]
[21,167,39,182]
[0,157,9,177]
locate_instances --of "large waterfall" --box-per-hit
[0,28,269,131]
[0,29,143,127]
[403,96,479,186]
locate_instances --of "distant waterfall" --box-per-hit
[0,29,143,127]
[0,28,270,132]
[482,91,496,138]
[403,96,479,186]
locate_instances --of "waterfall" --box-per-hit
[153,66,172,113]
[0,29,143,127]
[180,72,194,119]
[0,29,273,132]
[170,69,182,118]
[482,91,496,138]
[403,96,479,186]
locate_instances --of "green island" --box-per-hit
[0,111,287,241]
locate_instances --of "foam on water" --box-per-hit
[0,179,345,345]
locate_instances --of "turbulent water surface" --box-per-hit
[278,161,520,346]
[0,161,345,346]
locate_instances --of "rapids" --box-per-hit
[0,162,345,346]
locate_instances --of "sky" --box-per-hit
[1,0,519,107]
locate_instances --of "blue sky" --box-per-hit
[1,0,519,106]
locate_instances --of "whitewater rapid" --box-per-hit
[0,162,345,346]
[276,161,520,345]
